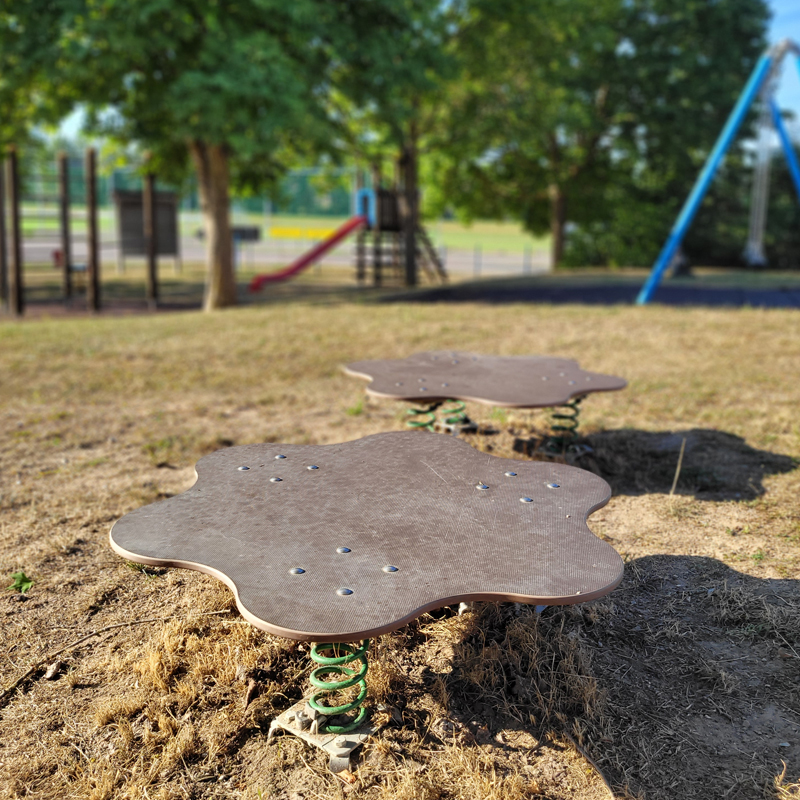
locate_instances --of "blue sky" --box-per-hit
[771,0,800,110]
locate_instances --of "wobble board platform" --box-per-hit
[110,432,623,642]
[344,351,627,407]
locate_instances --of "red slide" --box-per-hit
[249,215,367,291]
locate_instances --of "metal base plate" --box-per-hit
[439,416,478,435]
[267,698,383,774]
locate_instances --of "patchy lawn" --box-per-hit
[1,300,799,799]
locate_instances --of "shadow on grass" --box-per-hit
[512,428,797,499]
[14,274,376,318]
[420,555,800,800]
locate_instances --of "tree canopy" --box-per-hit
[429,0,770,267]
[0,0,779,286]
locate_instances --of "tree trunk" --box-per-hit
[549,184,566,270]
[402,125,419,288]
[190,141,236,310]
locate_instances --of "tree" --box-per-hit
[431,0,769,268]
[328,0,459,285]
[0,0,427,308]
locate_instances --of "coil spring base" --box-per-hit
[267,693,382,775]
[406,402,440,432]
[545,396,583,454]
[308,640,370,734]
[406,400,476,434]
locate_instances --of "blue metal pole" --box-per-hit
[636,52,774,305]
[770,99,800,205]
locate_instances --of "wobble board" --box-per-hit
[110,432,623,642]
[344,351,626,408]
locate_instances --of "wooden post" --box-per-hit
[355,228,366,283]
[373,194,382,288]
[6,148,23,316]
[58,153,72,301]
[111,171,125,275]
[402,138,419,288]
[86,148,100,312]
[371,164,382,287]
[143,170,158,308]
[354,169,365,284]
[0,158,7,309]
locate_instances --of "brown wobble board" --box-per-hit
[110,432,622,642]
[344,351,626,408]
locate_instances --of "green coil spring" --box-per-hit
[407,400,474,433]
[440,399,469,430]
[406,402,441,431]
[547,396,583,452]
[308,640,370,733]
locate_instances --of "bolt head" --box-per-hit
[476,483,489,490]
[238,466,250,471]
[307,465,319,470]
[520,497,533,503]
[546,482,560,489]
[504,471,517,477]
[289,568,305,575]
[270,477,282,483]
[275,454,287,460]
[383,565,398,573]
[337,547,351,554]
[337,588,353,596]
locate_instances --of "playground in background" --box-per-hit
[250,187,447,290]
[0,148,551,317]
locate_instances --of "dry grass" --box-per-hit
[1,299,799,799]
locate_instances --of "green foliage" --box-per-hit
[685,147,800,269]
[432,0,770,266]
[329,0,459,170]
[7,571,34,594]
[566,142,800,269]
[1,1,449,190]
[430,0,623,232]
[562,0,772,267]
[345,399,364,417]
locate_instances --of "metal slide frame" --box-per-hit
[636,40,800,305]
[771,98,800,205]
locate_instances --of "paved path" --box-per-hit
[402,274,800,309]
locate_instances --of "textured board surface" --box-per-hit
[110,432,622,642]
[344,351,626,408]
